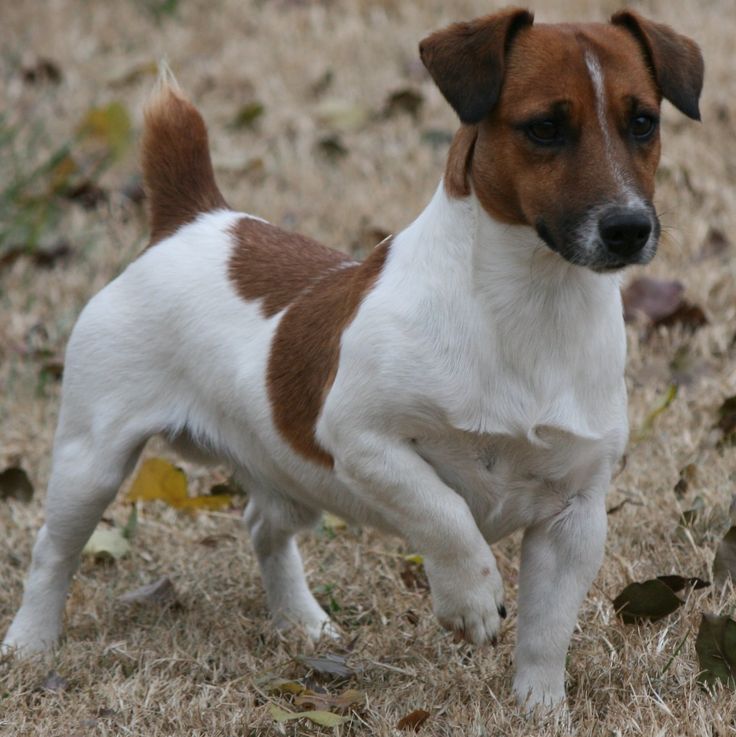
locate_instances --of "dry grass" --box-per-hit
[1,0,735,734]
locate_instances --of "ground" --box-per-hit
[1,0,735,735]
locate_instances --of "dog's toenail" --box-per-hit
[498,604,507,619]
[491,636,498,647]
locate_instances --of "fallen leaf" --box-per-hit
[117,577,177,606]
[397,708,431,732]
[696,613,736,689]
[695,227,731,262]
[230,101,265,129]
[622,277,706,332]
[257,675,306,695]
[632,384,678,441]
[0,467,34,502]
[713,527,736,588]
[322,512,347,532]
[269,703,348,726]
[22,58,62,85]
[384,88,424,118]
[77,102,132,161]
[657,302,708,331]
[674,463,697,498]
[40,670,68,693]
[317,134,348,160]
[613,579,683,624]
[82,527,130,561]
[622,277,683,323]
[296,653,355,678]
[656,575,710,593]
[109,60,158,88]
[315,98,369,131]
[294,687,363,710]
[716,396,736,443]
[127,458,231,510]
[198,533,237,548]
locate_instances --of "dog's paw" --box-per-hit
[273,596,340,644]
[2,618,57,658]
[425,551,505,646]
[513,669,566,717]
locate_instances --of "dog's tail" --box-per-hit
[141,63,228,246]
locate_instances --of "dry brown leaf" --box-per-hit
[397,708,430,732]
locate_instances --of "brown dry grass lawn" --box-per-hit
[1,0,735,735]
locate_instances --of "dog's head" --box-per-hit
[420,8,703,271]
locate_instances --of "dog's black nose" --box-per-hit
[598,209,652,258]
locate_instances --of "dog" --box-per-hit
[3,7,703,711]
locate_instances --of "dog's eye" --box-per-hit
[526,120,563,146]
[630,114,657,140]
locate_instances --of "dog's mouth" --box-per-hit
[535,204,660,272]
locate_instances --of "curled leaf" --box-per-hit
[117,576,177,606]
[613,579,683,624]
[656,575,710,593]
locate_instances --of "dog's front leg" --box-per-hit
[332,436,505,645]
[513,486,607,711]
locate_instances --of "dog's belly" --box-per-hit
[413,425,623,544]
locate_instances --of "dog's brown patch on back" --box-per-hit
[141,83,227,247]
[229,217,351,317]
[267,238,392,466]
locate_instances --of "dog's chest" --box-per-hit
[414,423,623,543]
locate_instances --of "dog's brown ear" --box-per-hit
[419,8,533,124]
[611,9,704,121]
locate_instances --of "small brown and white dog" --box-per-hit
[4,7,703,710]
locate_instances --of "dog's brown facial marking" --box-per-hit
[229,217,351,317]
[267,238,391,467]
[228,219,390,466]
[423,10,703,272]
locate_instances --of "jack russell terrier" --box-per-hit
[3,7,703,711]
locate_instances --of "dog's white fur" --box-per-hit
[3,165,628,708]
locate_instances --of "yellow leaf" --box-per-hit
[404,554,424,565]
[83,527,130,560]
[127,458,232,511]
[77,102,132,161]
[323,512,347,531]
[269,703,348,727]
[127,458,188,505]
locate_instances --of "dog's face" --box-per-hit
[421,9,704,272]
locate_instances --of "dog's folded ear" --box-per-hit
[611,9,704,121]
[419,8,533,124]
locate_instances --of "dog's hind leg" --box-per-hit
[2,404,148,655]
[243,491,336,641]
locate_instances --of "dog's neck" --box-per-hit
[399,180,623,316]
[388,181,628,439]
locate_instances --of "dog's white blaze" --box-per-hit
[585,51,640,208]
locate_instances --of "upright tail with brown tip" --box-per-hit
[141,65,227,246]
